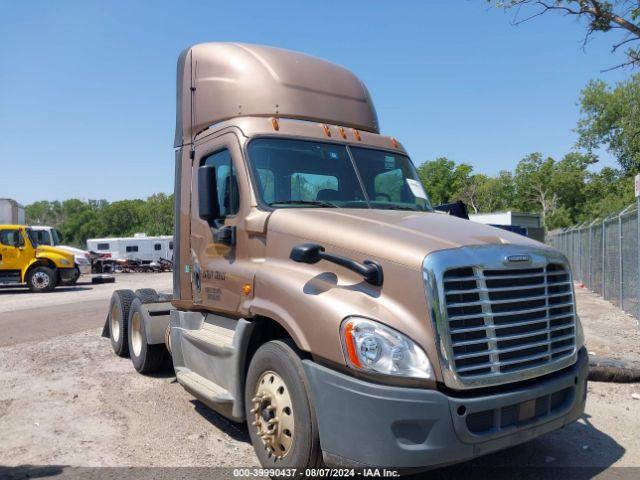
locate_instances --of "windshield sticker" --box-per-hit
[384,156,395,169]
[406,178,427,199]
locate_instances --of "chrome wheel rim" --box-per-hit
[251,370,294,460]
[131,311,143,357]
[32,271,50,289]
[110,304,120,342]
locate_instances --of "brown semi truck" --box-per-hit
[104,43,587,471]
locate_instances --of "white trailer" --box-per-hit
[87,233,174,263]
[0,199,25,224]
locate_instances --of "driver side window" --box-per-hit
[0,229,24,248]
[202,149,239,218]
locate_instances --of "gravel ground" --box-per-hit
[0,273,171,315]
[0,281,639,477]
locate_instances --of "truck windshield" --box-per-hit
[247,138,432,211]
[52,229,61,246]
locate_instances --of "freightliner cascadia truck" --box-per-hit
[104,43,587,472]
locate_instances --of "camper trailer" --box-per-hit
[87,234,173,263]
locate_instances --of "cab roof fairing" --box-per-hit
[174,42,380,148]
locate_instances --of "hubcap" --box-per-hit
[32,271,50,289]
[131,311,143,357]
[251,370,294,459]
[110,304,120,342]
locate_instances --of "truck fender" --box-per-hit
[23,258,57,282]
[138,301,174,345]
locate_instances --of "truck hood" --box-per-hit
[56,245,88,257]
[267,208,545,271]
[35,245,75,262]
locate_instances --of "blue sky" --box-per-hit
[0,0,629,204]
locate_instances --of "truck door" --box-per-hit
[190,133,244,313]
[0,228,28,280]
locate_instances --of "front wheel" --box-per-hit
[61,267,80,285]
[27,266,58,292]
[244,340,323,470]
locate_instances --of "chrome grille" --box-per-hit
[443,263,575,378]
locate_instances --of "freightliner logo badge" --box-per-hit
[505,254,532,263]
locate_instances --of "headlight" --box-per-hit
[76,256,90,265]
[340,317,433,380]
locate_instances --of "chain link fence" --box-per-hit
[548,201,640,319]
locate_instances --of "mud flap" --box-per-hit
[101,316,110,338]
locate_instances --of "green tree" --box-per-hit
[455,173,488,214]
[513,152,595,228]
[25,200,62,225]
[581,167,635,219]
[101,200,145,237]
[577,75,640,174]
[142,193,174,236]
[476,170,516,212]
[416,157,473,206]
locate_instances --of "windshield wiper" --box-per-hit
[269,200,338,208]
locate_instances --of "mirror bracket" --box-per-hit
[290,243,383,286]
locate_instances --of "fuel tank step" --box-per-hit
[176,369,234,418]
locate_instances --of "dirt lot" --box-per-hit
[0,273,171,347]
[1,278,639,478]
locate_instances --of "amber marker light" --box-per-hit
[242,283,253,296]
[338,127,347,139]
[271,118,279,131]
[343,321,363,369]
[322,124,332,137]
[352,129,361,141]
[391,137,399,148]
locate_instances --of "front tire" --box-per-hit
[27,266,57,292]
[127,297,167,373]
[108,290,135,357]
[61,267,80,286]
[245,340,323,471]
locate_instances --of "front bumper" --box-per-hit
[303,347,588,469]
[77,263,91,276]
[59,267,78,283]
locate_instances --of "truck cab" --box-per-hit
[105,43,587,471]
[0,224,76,292]
[29,225,92,284]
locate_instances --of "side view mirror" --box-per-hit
[290,243,384,286]
[198,165,220,222]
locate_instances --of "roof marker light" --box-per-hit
[271,118,279,131]
[391,137,399,148]
[352,129,361,141]
[338,127,347,139]
[322,124,332,137]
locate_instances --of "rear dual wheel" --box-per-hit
[127,297,167,373]
[109,289,135,357]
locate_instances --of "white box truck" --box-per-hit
[0,199,25,224]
